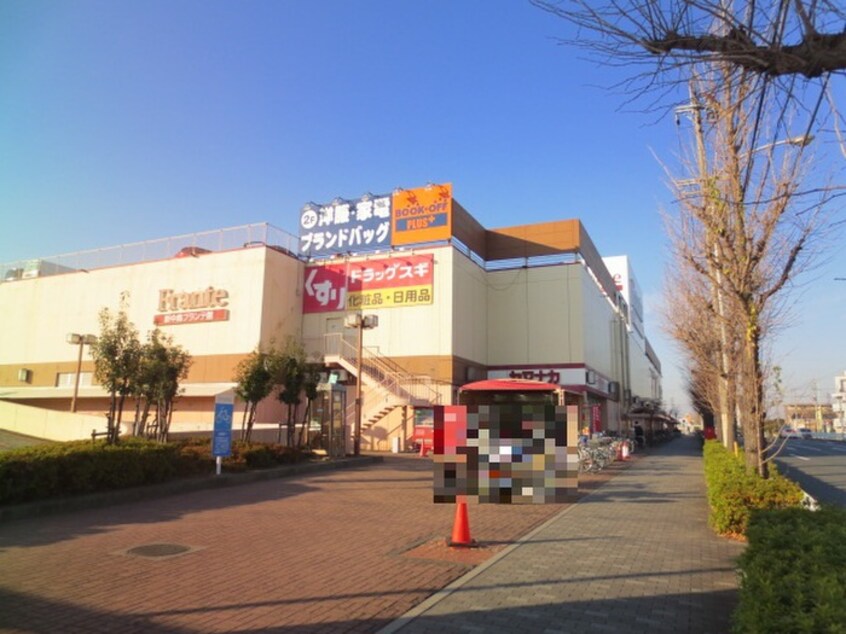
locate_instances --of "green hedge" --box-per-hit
[702,440,803,536]
[734,506,846,633]
[0,437,313,505]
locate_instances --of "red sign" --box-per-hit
[154,309,229,326]
[303,254,434,313]
[592,405,602,433]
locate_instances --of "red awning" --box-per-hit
[459,378,561,392]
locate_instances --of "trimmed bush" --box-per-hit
[0,438,180,505]
[734,506,846,633]
[703,440,803,536]
[0,437,316,505]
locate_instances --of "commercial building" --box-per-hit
[0,184,663,450]
[833,371,846,432]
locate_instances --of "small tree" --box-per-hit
[276,338,307,446]
[140,330,192,442]
[91,308,141,443]
[297,363,322,448]
[233,347,276,443]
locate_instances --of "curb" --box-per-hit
[376,458,627,634]
[0,455,383,523]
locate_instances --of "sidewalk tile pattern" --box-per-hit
[0,454,572,632]
[0,437,741,633]
[389,436,745,634]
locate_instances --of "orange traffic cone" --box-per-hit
[449,498,475,547]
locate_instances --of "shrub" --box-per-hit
[0,439,180,505]
[0,436,317,506]
[734,506,846,633]
[702,440,803,536]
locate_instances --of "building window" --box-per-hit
[56,372,93,388]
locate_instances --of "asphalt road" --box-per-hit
[772,438,846,507]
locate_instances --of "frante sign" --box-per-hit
[154,286,230,326]
[299,183,452,257]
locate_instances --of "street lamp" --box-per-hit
[66,333,97,413]
[741,134,814,159]
[344,313,379,456]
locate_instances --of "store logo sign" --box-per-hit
[154,287,230,326]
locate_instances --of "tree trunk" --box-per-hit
[245,402,257,443]
[286,406,297,448]
[107,392,117,443]
[748,326,769,478]
[298,401,312,448]
[138,400,151,438]
[114,392,128,444]
[132,398,141,436]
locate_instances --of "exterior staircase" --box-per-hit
[321,333,445,428]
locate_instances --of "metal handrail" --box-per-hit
[321,332,444,407]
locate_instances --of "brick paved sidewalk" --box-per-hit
[0,452,622,633]
[383,435,745,634]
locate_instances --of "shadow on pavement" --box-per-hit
[0,587,192,633]
[0,459,413,549]
[383,588,739,634]
[0,477,318,550]
[0,582,739,633]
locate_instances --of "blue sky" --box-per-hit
[2,0,844,413]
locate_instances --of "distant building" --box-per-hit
[784,402,836,432]
[833,371,846,432]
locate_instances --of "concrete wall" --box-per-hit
[0,399,118,441]
[628,333,659,400]
[0,247,294,387]
[451,249,488,366]
[579,270,617,379]
[487,263,585,366]
[259,248,306,347]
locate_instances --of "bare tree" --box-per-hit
[666,62,834,476]
[531,1,846,79]
[661,250,738,444]
[532,0,842,475]
[531,0,845,156]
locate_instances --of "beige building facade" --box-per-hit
[0,189,663,449]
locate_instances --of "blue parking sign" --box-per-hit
[213,401,234,457]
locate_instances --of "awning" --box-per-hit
[0,382,237,401]
[460,378,561,392]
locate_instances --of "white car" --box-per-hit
[780,427,812,440]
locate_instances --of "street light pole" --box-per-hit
[67,333,97,413]
[345,313,378,456]
[355,319,364,456]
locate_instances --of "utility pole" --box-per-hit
[812,379,823,432]
[676,86,735,452]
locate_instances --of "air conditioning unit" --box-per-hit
[585,370,596,385]
[18,368,32,383]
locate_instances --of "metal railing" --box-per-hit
[321,332,445,408]
[1,222,300,281]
